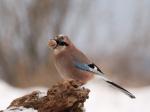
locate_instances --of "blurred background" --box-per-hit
[0,0,150,111]
[0,0,150,88]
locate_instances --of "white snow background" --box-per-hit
[0,80,47,111]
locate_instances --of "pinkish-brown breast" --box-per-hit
[53,46,94,83]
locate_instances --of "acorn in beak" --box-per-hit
[48,39,57,49]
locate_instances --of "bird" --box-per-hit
[48,35,136,99]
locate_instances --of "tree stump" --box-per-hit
[1,80,90,112]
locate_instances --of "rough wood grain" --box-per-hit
[1,80,90,112]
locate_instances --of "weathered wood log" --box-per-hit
[1,80,90,112]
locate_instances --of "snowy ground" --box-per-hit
[0,79,150,112]
[0,80,47,110]
[84,76,150,112]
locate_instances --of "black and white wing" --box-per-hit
[74,62,136,99]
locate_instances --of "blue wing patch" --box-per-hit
[74,63,91,72]
[74,62,104,74]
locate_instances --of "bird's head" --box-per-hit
[48,35,72,53]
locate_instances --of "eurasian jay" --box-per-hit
[48,35,136,99]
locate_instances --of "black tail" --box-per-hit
[106,80,136,99]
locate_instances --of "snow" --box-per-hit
[35,91,47,98]
[84,76,150,112]
[3,107,37,112]
[0,79,150,112]
[0,80,47,110]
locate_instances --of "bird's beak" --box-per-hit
[48,39,57,49]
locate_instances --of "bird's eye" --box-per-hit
[59,41,65,46]
[57,41,69,46]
